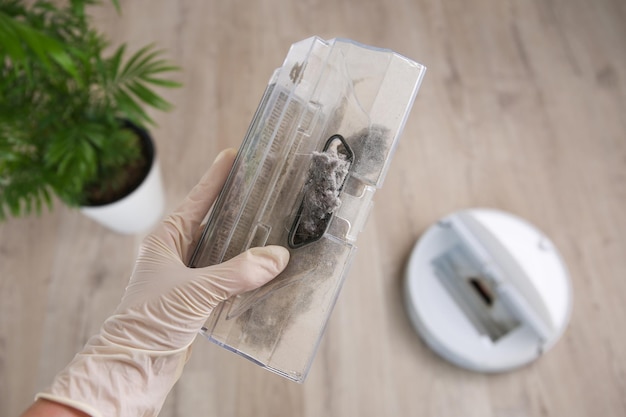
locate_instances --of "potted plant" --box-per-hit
[0,0,180,233]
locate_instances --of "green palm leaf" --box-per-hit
[0,1,180,219]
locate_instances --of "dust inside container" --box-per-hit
[189,36,426,382]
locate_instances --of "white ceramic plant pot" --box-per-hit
[80,123,165,234]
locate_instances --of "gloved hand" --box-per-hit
[36,149,290,417]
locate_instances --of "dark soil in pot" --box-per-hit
[82,120,155,206]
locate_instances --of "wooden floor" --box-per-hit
[2,0,626,416]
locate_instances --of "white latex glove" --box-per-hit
[36,149,290,417]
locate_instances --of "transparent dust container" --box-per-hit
[189,36,426,382]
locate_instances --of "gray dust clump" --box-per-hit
[346,126,388,176]
[298,143,350,239]
[236,237,342,350]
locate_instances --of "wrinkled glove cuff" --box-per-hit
[36,334,191,417]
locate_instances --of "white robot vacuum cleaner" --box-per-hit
[404,209,573,372]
